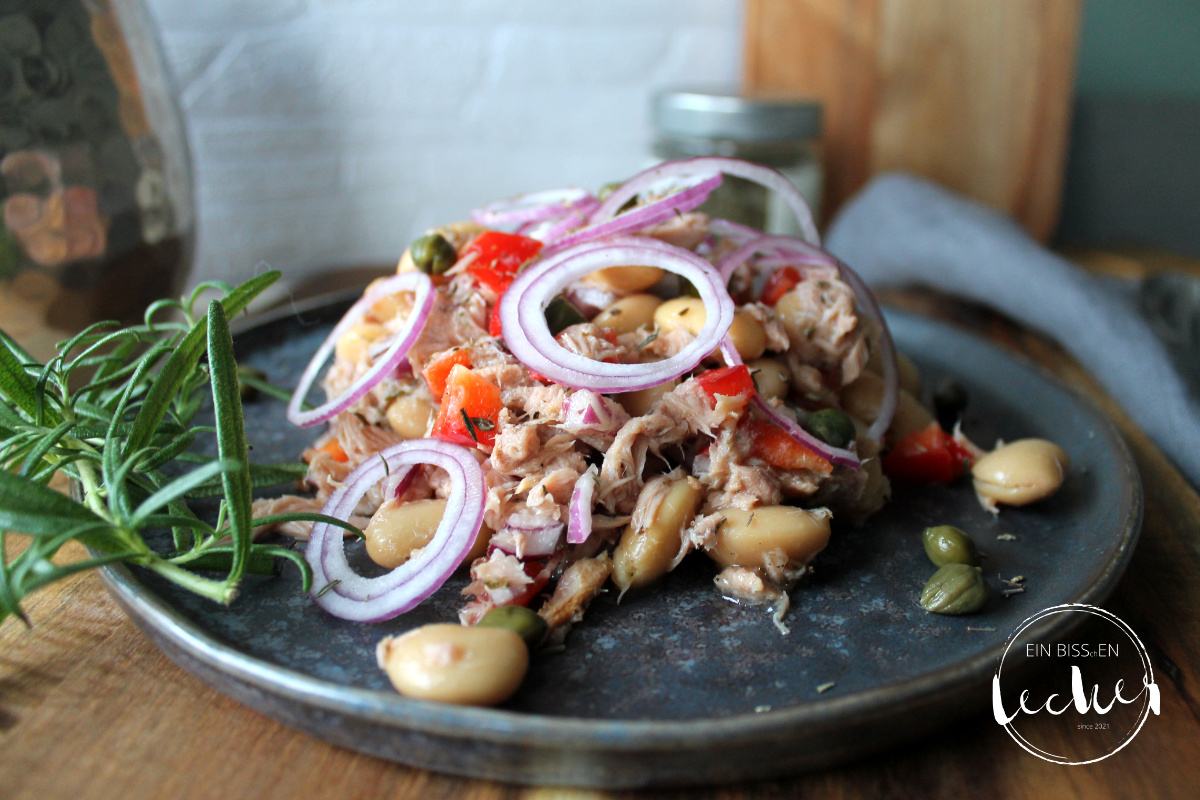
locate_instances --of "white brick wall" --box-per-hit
[145,0,743,291]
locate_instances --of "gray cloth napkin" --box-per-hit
[826,172,1200,486]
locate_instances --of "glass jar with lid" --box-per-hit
[650,88,823,237]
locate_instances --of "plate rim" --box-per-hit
[98,305,1144,765]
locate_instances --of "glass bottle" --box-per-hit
[0,0,194,362]
[650,88,823,237]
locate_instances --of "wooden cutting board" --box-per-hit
[744,0,1082,241]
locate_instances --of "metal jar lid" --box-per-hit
[652,88,822,143]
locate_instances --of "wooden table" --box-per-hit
[3,256,1199,799]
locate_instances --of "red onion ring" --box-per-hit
[499,236,735,392]
[715,233,835,283]
[471,187,595,227]
[518,197,601,242]
[287,272,434,428]
[542,173,722,255]
[568,465,598,544]
[834,258,899,441]
[305,439,485,622]
[592,157,821,246]
[707,218,763,247]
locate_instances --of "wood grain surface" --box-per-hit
[744,0,1081,240]
[3,255,1199,799]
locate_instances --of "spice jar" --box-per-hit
[650,88,823,237]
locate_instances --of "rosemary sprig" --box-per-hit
[0,272,352,626]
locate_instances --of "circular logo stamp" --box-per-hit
[992,603,1160,764]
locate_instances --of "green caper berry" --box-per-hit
[804,408,857,449]
[544,295,587,336]
[409,232,457,275]
[922,524,979,567]
[920,564,989,615]
[477,605,549,651]
[933,378,968,431]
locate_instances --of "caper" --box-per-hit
[933,378,968,431]
[804,408,857,449]
[477,605,549,651]
[920,564,989,615]
[409,232,457,275]
[678,277,701,298]
[544,295,587,336]
[922,524,979,567]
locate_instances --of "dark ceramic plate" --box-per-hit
[99,302,1142,788]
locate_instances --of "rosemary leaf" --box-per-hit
[207,300,254,591]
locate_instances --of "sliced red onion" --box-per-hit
[720,333,861,469]
[568,465,598,544]
[489,519,564,559]
[517,200,596,242]
[593,157,820,246]
[715,233,835,283]
[542,172,722,255]
[499,236,735,392]
[535,198,600,242]
[707,218,763,246]
[305,439,485,622]
[287,272,434,428]
[561,389,627,433]
[471,187,595,227]
[835,259,899,440]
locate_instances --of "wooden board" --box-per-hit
[744,0,1081,240]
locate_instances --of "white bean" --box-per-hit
[364,499,488,568]
[586,265,665,293]
[592,294,662,335]
[613,477,702,592]
[747,358,790,402]
[654,297,706,336]
[972,439,1070,511]
[386,394,436,439]
[616,380,676,417]
[334,323,386,364]
[376,624,528,706]
[708,506,832,571]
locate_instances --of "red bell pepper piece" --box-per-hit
[464,231,543,294]
[695,365,756,411]
[883,422,974,484]
[760,265,803,306]
[741,418,832,474]
[431,364,503,448]
[422,349,472,401]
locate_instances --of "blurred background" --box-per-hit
[146,0,1197,288]
[1,0,1198,339]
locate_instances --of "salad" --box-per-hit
[255,157,1068,706]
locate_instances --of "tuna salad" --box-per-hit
[258,158,1063,706]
